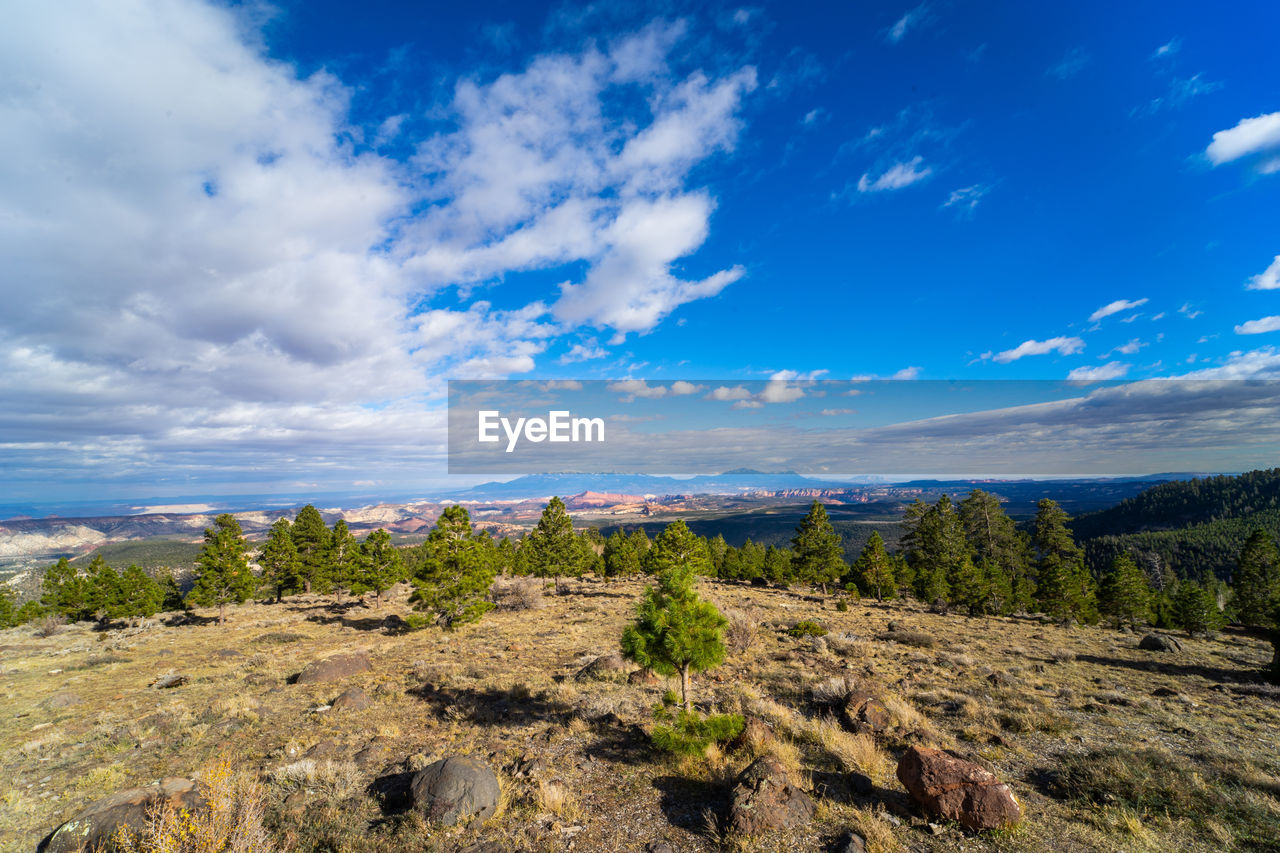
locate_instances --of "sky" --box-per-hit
[2,0,1280,503]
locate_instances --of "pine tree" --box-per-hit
[604,531,643,579]
[1172,581,1224,636]
[645,520,713,578]
[117,565,164,620]
[707,534,729,577]
[1233,530,1280,627]
[85,555,122,621]
[410,505,495,628]
[290,504,332,594]
[158,571,186,612]
[41,557,89,621]
[526,497,582,591]
[0,586,16,628]
[494,537,517,575]
[621,564,727,710]
[906,495,964,604]
[738,538,766,582]
[958,489,1032,609]
[359,528,403,608]
[762,545,794,587]
[259,519,300,603]
[1033,499,1096,621]
[852,531,896,601]
[791,501,847,594]
[1098,554,1153,629]
[188,514,254,623]
[328,519,359,601]
[577,531,605,577]
[948,554,989,615]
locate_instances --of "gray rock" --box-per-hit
[152,673,188,689]
[1139,633,1184,653]
[39,777,205,853]
[728,754,814,836]
[40,691,82,710]
[411,755,501,825]
[295,650,371,684]
[331,686,372,711]
[834,830,867,853]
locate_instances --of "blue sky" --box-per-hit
[2,1,1279,501]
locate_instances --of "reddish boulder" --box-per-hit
[840,692,891,734]
[331,686,372,711]
[896,746,1022,830]
[39,777,205,852]
[295,650,371,684]
[729,754,815,836]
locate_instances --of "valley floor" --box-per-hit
[2,578,1277,852]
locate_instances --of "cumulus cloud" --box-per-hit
[987,337,1085,363]
[559,340,609,363]
[1235,316,1280,336]
[706,385,753,401]
[857,156,932,192]
[607,379,669,399]
[1247,256,1280,291]
[0,3,757,494]
[1205,112,1280,169]
[1067,362,1130,382]
[1089,298,1149,323]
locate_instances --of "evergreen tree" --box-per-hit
[259,519,300,603]
[791,501,846,594]
[158,571,186,612]
[359,528,403,608]
[85,555,122,621]
[604,530,643,579]
[738,538,766,581]
[628,528,651,559]
[645,520,713,577]
[188,514,254,623]
[577,531,605,577]
[117,564,164,619]
[41,557,89,621]
[328,519,359,600]
[852,531,896,601]
[621,564,727,710]
[1233,529,1280,626]
[1033,499,1097,621]
[1172,581,1224,636]
[958,489,1033,610]
[1098,554,1153,629]
[526,497,582,591]
[707,534,729,577]
[410,506,495,628]
[493,537,517,576]
[948,554,989,616]
[905,495,965,604]
[0,585,16,628]
[290,504,332,594]
[762,545,794,587]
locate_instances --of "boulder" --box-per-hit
[331,686,372,711]
[1139,633,1184,653]
[896,746,1022,831]
[39,777,205,853]
[295,650,371,684]
[410,756,501,825]
[840,692,891,734]
[834,830,867,853]
[728,754,815,836]
[151,673,188,689]
[41,691,82,710]
[628,667,660,686]
[574,653,628,682]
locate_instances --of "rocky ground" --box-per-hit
[2,577,1277,852]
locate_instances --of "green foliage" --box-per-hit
[644,520,713,577]
[116,564,164,619]
[1098,554,1153,628]
[786,619,827,638]
[1172,581,1225,636]
[791,501,846,591]
[187,514,255,623]
[327,519,360,597]
[258,519,300,603]
[902,496,965,603]
[603,530,643,579]
[650,707,745,756]
[409,506,495,629]
[762,544,794,586]
[851,530,896,600]
[525,497,583,588]
[0,585,15,628]
[947,554,992,616]
[41,557,90,620]
[1233,529,1280,627]
[290,504,332,594]
[1034,500,1098,622]
[359,528,404,606]
[958,489,1032,611]
[621,563,727,709]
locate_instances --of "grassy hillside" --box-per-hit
[70,539,202,576]
[4,580,1276,853]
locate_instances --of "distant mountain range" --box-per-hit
[446,469,877,501]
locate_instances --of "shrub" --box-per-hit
[650,707,745,756]
[111,759,271,853]
[490,575,544,611]
[787,619,827,638]
[836,598,850,612]
[33,614,67,637]
[876,629,935,648]
[722,607,758,654]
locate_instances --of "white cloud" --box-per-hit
[1247,255,1280,290]
[886,5,929,43]
[1151,38,1181,59]
[1067,362,1130,382]
[1179,302,1203,319]
[892,366,922,379]
[607,379,668,399]
[1235,316,1280,335]
[669,380,704,395]
[1089,298,1149,323]
[0,3,758,493]
[820,408,855,416]
[732,399,764,409]
[559,340,609,363]
[1181,346,1280,379]
[1205,112,1280,167]
[942,184,990,214]
[706,385,753,401]
[988,336,1085,363]
[1111,339,1145,356]
[1048,47,1090,80]
[857,156,932,192]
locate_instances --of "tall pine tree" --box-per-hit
[259,518,300,603]
[852,530,896,601]
[410,505,495,628]
[188,514,254,623]
[791,501,846,594]
[1233,529,1280,626]
[1098,554,1153,629]
[290,504,332,594]
[526,497,582,591]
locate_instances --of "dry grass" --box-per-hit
[110,760,271,853]
[490,575,544,611]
